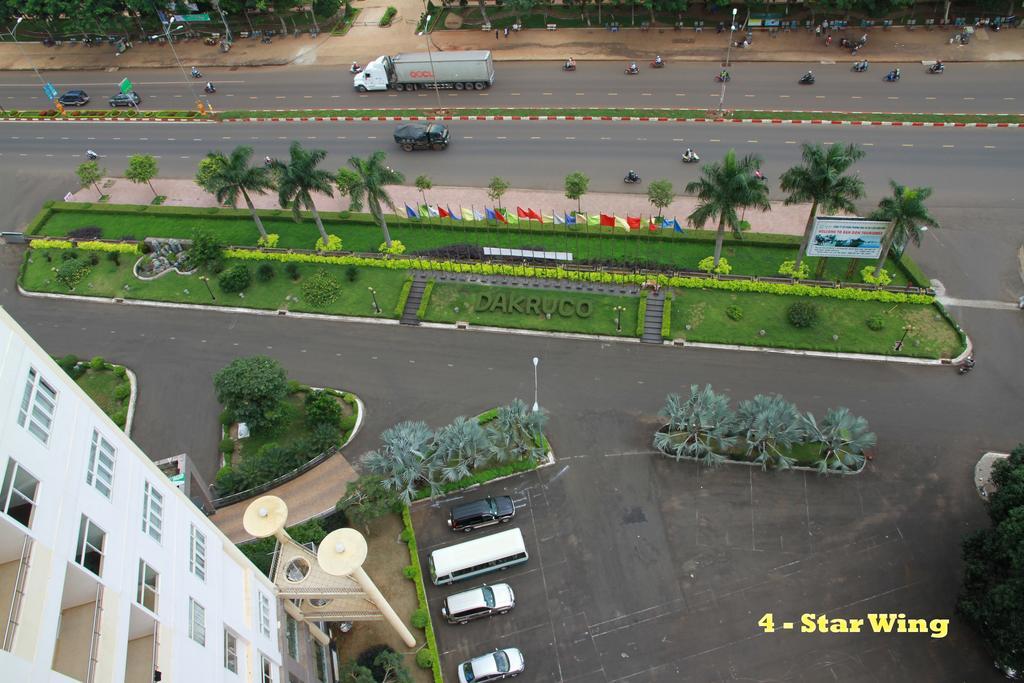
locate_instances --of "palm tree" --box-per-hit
[361,421,438,504]
[433,416,490,482]
[779,143,866,270]
[869,180,940,278]
[344,151,405,248]
[801,408,876,474]
[685,150,771,267]
[486,399,548,464]
[205,146,275,240]
[272,142,335,246]
[654,385,737,468]
[736,394,805,471]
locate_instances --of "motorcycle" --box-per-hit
[681,152,700,164]
[799,73,815,85]
[204,82,216,93]
[928,63,944,74]
[624,65,640,75]
[715,72,731,82]
[86,150,99,160]
[190,67,202,79]
[563,62,576,72]
[650,59,665,68]
[350,63,362,74]
[624,171,641,184]
[852,60,869,72]
[884,70,901,82]
[958,356,975,374]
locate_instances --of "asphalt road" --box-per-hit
[2,119,1022,207]
[1,62,1022,113]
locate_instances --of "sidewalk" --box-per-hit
[1,17,1021,72]
[70,177,811,236]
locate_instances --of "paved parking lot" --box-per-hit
[411,427,1000,683]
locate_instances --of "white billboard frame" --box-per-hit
[807,216,891,259]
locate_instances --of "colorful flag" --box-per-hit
[405,204,418,219]
[627,215,642,230]
[553,213,566,225]
[564,213,576,225]
[587,214,601,226]
[649,218,659,232]
[517,206,530,220]
[494,208,508,224]
[418,204,430,219]
[500,208,518,225]
[448,206,460,220]
[543,213,554,224]
[600,213,616,227]
[486,207,498,221]
[462,207,476,222]
[473,208,485,221]
[614,215,629,230]
[428,205,440,218]
[527,208,543,221]
[671,218,683,233]
[438,206,450,219]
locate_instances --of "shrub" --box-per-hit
[305,390,342,429]
[301,271,341,308]
[778,259,810,279]
[725,305,743,321]
[861,266,893,286]
[113,383,131,400]
[89,356,106,370]
[411,608,428,629]
[378,239,406,256]
[314,234,343,252]
[787,301,819,328]
[285,262,300,280]
[213,356,289,434]
[220,437,235,454]
[55,258,91,289]
[256,263,275,282]
[88,252,100,266]
[308,422,341,454]
[188,229,225,272]
[256,233,279,248]
[57,354,79,372]
[287,380,305,395]
[61,250,79,261]
[67,226,102,240]
[106,251,120,265]
[340,414,357,432]
[113,365,127,378]
[110,408,128,427]
[415,648,434,670]
[866,315,886,331]
[379,6,397,26]
[697,256,732,275]
[219,408,235,426]
[402,565,417,580]
[345,265,359,282]
[218,264,251,293]
[214,465,243,495]
[357,645,394,681]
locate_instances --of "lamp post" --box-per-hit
[199,275,216,301]
[8,17,47,89]
[531,357,540,413]
[613,305,625,332]
[894,324,913,352]
[160,20,212,113]
[368,286,381,314]
[717,7,738,115]
[421,13,443,111]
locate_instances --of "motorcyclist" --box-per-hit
[754,169,765,181]
[205,81,215,93]
[86,149,98,160]
[626,169,639,181]
[350,61,360,73]
[565,57,576,69]
[932,60,944,71]
[265,155,272,166]
[719,69,730,81]
[628,62,639,73]
[801,70,814,82]
[191,66,201,78]
[654,55,663,66]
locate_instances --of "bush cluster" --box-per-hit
[866,314,886,331]
[301,270,342,307]
[285,262,301,280]
[314,234,342,252]
[725,305,743,321]
[787,301,819,328]
[305,390,342,429]
[379,6,397,25]
[256,263,275,282]
[777,259,810,280]
[55,258,92,289]
[217,264,251,293]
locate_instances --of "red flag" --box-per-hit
[627,215,641,230]
[517,206,530,219]
[649,218,659,232]
[527,208,543,221]
[495,209,507,223]
[438,206,450,218]
[600,213,615,227]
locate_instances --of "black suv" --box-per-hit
[109,91,141,107]
[58,90,90,106]
[448,495,515,533]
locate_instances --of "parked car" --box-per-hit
[457,647,525,683]
[58,90,90,106]
[442,583,515,624]
[109,91,141,107]
[448,495,515,532]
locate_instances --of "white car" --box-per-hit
[457,647,525,682]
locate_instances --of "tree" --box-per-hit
[779,142,866,270]
[374,649,413,683]
[487,177,510,211]
[476,0,490,27]
[869,180,940,278]
[76,160,105,197]
[212,356,289,434]
[336,475,401,535]
[433,415,490,481]
[685,150,770,267]
[361,421,437,504]
[486,399,548,464]
[959,444,1024,675]
[564,171,589,213]
[203,146,275,240]
[736,394,804,471]
[272,141,335,246]
[188,229,225,272]
[647,179,675,219]
[336,659,376,683]
[195,154,226,195]
[801,407,876,473]
[344,151,405,248]
[125,154,159,197]
[654,385,737,468]
[414,174,433,206]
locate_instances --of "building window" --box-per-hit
[17,368,57,445]
[189,524,207,581]
[224,629,238,673]
[136,560,158,613]
[258,592,272,637]
[75,516,106,577]
[314,641,328,683]
[141,481,163,543]
[285,616,299,661]
[1,459,39,529]
[188,598,206,646]
[261,654,274,683]
[86,430,116,499]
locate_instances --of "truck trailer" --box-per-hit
[354,50,495,92]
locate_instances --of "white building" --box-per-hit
[0,307,332,683]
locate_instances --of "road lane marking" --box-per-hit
[984,145,996,149]
[744,94,755,98]
[510,92,521,96]
[530,136,541,139]
[901,143,913,147]
[746,140,758,143]
[778,95,790,98]
[1004,97,1016,101]
[607,93,619,96]
[566,136,576,140]
[815,95,825,99]
[963,97,975,101]
[887,96,899,100]
[942,144,955,148]
[785,140,796,144]
[926,96,936,100]
[542,92,553,95]
[303,95,313,99]
[462,136,474,139]
[851,96,862,99]
[862,142,874,146]
[576,92,585,95]
[675,93,686,96]
[496,136,506,139]
[600,137,612,140]
[367,136,376,139]
[709,139,720,142]
[275,96,286,99]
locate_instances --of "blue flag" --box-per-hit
[405,204,418,219]
[672,219,683,233]
[448,206,460,221]
[565,213,576,225]
[485,207,497,221]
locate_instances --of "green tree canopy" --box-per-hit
[869,180,940,276]
[203,146,275,239]
[76,160,104,196]
[564,171,589,213]
[213,356,289,433]
[647,179,675,219]
[344,151,405,247]
[487,177,510,210]
[272,141,335,245]
[125,154,158,197]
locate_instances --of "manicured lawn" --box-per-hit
[669,288,963,359]
[21,250,407,318]
[421,281,641,337]
[75,367,129,428]
[35,207,913,284]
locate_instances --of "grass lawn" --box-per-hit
[669,288,963,359]
[422,281,641,337]
[35,208,913,284]
[21,250,407,319]
[75,367,129,427]
[237,395,307,461]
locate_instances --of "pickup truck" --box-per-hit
[394,123,450,151]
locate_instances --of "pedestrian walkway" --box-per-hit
[641,290,665,344]
[938,295,1022,310]
[400,276,427,324]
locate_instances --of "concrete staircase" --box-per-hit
[641,292,664,344]
[400,277,427,325]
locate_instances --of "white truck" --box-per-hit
[354,50,495,92]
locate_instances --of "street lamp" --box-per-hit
[368,286,381,314]
[717,7,738,115]
[531,357,540,413]
[894,324,913,352]
[421,14,444,111]
[199,275,216,301]
[8,17,47,90]
[613,305,626,332]
[160,21,213,113]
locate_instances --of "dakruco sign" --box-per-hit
[475,293,593,318]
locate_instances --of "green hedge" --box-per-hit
[401,507,443,683]
[379,6,397,25]
[416,279,435,319]
[394,277,414,317]
[636,297,647,337]
[412,457,539,501]
[661,294,673,339]
[933,300,969,352]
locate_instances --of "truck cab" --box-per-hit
[355,57,391,91]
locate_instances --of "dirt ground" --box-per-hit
[335,512,433,683]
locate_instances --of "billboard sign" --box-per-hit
[807,216,890,259]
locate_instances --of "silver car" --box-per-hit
[457,647,524,682]
[442,583,515,624]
